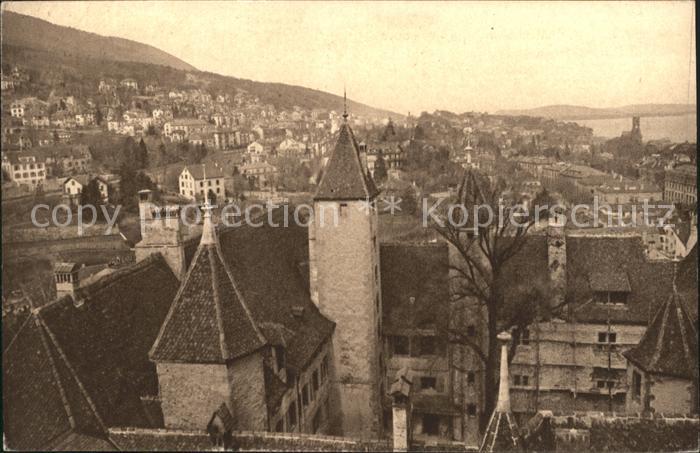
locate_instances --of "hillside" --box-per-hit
[496,103,696,120]
[0,10,399,118]
[1,11,196,71]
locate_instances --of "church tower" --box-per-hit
[308,105,383,437]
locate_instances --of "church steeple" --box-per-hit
[343,87,348,122]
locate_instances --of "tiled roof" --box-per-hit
[37,254,180,428]
[150,239,267,363]
[588,271,631,292]
[566,235,677,324]
[315,123,379,200]
[177,208,334,372]
[623,292,698,379]
[215,209,335,372]
[2,316,107,450]
[183,162,225,179]
[380,243,450,333]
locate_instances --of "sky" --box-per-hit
[3,1,696,115]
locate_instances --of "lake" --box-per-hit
[571,113,696,143]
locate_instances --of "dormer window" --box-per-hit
[590,271,630,305]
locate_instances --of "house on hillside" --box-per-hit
[179,163,226,201]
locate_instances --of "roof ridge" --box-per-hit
[38,317,109,433]
[208,245,231,360]
[648,301,670,368]
[34,317,77,432]
[76,254,169,299]
[3,312,33,353]
[149,246,205,360]
[214,240,268,348]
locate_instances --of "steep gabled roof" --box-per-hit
[2,315,107,450]
[314,123,379,200]
[623,292,698,379]
[150,222,267,363]
[37,254,180,429]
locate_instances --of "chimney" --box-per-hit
[54,262,79,299]
[390,367,413,452]
[134,189,186,279]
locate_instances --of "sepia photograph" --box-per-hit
[1,1,697,451]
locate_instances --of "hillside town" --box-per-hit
[2,4,698,453]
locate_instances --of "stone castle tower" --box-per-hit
[309,113,384,437]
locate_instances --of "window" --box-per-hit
[391,336,409,356]
[312,369,320,392]
[466,325,476,337]
[422,414,440,436]
[598,332,617,344]
[420,377,437,390]
[467,404,477,417]
[597,380,615,389]
[632,370,642,398]
[517,329,530,346]
[302,384,310,407]
[514,375,529,387]
[419,336,436,356]
[467,372,475,385]
[287,401,297,428]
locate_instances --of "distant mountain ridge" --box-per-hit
[0,10,400,119]
[1,11,196,71]
[496,104,697,120]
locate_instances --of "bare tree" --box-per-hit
[430,169,546,430]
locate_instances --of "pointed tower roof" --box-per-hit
[480,331,522,453]
[624,292,698,379]
[314,122,379,201]
[150,205,267,363]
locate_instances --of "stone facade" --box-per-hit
[229,353,269,431]
[310,201,383,437]
[157,362,231,430]
[510,322,646,419]
[156,352,268,432]
[626,364,696,415]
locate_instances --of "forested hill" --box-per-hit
[1,11,196,71]
[1,10,399,118]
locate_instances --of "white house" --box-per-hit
[179,163,226,201]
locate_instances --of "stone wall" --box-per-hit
[228,352,268,431]
[527,412,699,452]
[156,362,231,430]
[312,201,382,437]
